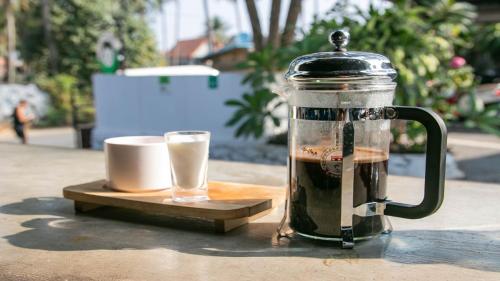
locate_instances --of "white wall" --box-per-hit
[92,73,262,149]
[0,84,49,122]
[192,43,210,59]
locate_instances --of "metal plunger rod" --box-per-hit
[340,111,355,249]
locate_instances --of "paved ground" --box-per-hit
[0,126,76,148]
[0,126,499,183]
[447,132,500,183]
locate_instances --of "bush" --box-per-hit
[226,0,499,150]
[35,74,94,126]
[225,47,286,139]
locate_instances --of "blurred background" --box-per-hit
[0,0,498,182]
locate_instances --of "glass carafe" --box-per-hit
[276,30,447,248]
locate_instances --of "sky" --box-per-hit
[148,0,385,52]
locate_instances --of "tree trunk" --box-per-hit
[202,0,213,53]
[232,0,242,34]
[244,0,263,51]
[313,0,319,18]
[173,0,181,65]
[267,0,281,48]
[159,0,167,59]
[6,0,16,83]
[281,0,302,47]
[42,0,58,75]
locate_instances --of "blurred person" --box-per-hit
[12,100,34,144]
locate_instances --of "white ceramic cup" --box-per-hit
[104,136,171,192]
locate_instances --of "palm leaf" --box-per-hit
[225,109,246,127]
[225,99,246,107]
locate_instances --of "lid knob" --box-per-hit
[329,30,350,51]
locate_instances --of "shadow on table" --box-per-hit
[456,152,500,184]
[1,197,499,273]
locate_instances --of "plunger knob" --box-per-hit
[329,30,350,52]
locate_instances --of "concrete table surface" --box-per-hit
[0,143,499,281]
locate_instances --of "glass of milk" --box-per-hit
[164,131,210,202]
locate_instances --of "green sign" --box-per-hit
[208,75,218,89]
[98,50,119,73]
[96,32,122,74]
[159,76,170,85]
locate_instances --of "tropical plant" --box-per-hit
[239,46,285,87]
[302,0,476,108]
[225,46,285,139]
[226,0,498,146]
[209,16,229,44]
[225,89,283,138]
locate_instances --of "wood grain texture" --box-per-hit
[63,180,285,231]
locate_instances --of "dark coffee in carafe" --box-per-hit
[289,146,388,239]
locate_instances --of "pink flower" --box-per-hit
[450,56,466,69]
[446,95,458,104]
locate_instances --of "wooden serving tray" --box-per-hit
[63,180,285,233]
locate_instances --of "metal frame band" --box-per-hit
[353,202,387,217]
[290,106,386,121]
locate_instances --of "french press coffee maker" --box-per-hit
[276,30,447,248]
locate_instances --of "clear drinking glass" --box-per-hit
[164,131,210,202]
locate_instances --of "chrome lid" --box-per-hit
[285,30,397,82]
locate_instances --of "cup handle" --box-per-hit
[383,106,447,219]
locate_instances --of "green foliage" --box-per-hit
[227,0,498,147]
[0,6,6,57]
[209,16,229,43]
[225,46,286,139]
[462,22,500,82]
[16,0,159,125]
[35,74,94,126]
[300,0,476,109]
[36,74,77,123]
[225,89,283,138]
[116,1,160,69]
[238,46,285,88]
[460,93,500,136]
[41,107,68,127]
[18,0,159,81]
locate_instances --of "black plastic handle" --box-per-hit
[384,106,447,219]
